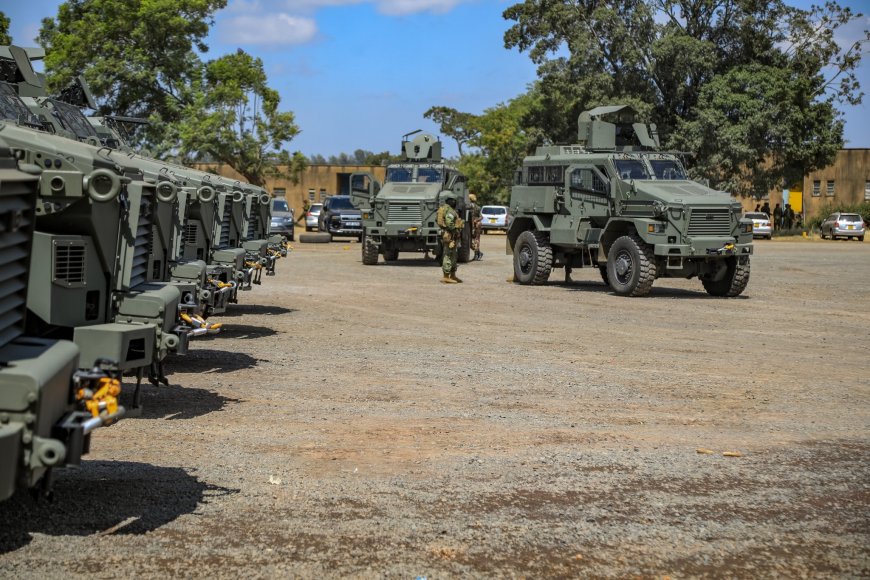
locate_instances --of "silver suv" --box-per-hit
[820,212,865,241]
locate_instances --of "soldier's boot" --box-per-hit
[565,267,573,283]
[450,272,463,283]
[474,250,483,261]
[441,273,459,284]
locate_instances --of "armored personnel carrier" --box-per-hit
[350,131,472,265]
[0,144,124,502]
[508,106,754,297]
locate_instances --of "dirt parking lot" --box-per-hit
[1,233,868,578]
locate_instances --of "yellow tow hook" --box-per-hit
[209,278,234,289]
[245,260,263,270]
[180,312,223,335]
[77,376,122,421]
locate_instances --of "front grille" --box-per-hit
[247,213,259,239]
[183,222,198,245]
[130,188,154,288]
[0,175,35,350]
[219,200,231,248]
[687,208,732,237]
[387,203,422,222]
[53,242,86,286]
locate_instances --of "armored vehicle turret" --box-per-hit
[350,131,472,265]
[508,106,753,297]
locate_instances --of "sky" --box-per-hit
[3,0,869,158]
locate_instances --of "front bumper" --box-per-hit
[652,238,754,258]
[366,223,441,249]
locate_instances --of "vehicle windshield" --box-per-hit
[47,98,99,141]
[482,207,506,215]
[649,159,687,180]
[0,82,41,126]
[840,214,862,222]
[328,197,355,210]
[745,213,768,220]
[614,159,650,180]
[272,199,289,212]
[386,166,413,183]
[310,204,322,212]
[416,166,443,184]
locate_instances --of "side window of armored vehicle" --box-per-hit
[614,159,650,180]
[528,166,566,186]
[649,159,687,180]
[570,169,608,195]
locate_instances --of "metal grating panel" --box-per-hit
[687,208,732,237]
[130,188,154,288]
[0,179,35,349]
[247,213,259,239]
[53,242,86,286]
[387,203,422,222]
[183,222,198,245]
[219,201,231,247]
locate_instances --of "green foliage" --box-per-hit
[0,11,11,45]
[502,0,867,195]
[38,0,226,144]
[423,107,478,156]
[308,150,401,166]
[170,50,303,187]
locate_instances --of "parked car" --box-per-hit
[318,195,363,240]
[305,203,323,232]
[480,205,511,232]
[270,197,295,241]
[744,212,772,239]
[820,212,865,241]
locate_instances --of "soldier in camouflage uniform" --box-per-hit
[436,193,465,283]
[469,193,483,261]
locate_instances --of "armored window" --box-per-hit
[649,160,687,180]
[570,168,607,195]
[812,180,821,197]
[614,159,650,180]
[386,166,413,183]
[273,188,286,196]
[527,166,544,184]
[826,181,835,196]
[545,166,563,184]
[527,165,565,186]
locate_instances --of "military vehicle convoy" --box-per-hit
[350,131,473,265]
[508,106,754,297]
[0,45,285,501]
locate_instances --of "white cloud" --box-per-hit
[220,14,318,45]
[280,0,473,15]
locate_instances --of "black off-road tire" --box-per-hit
[384,247,399,261]
[458,222,472,263]
[513,230,552,285]
[607,234,657,297]
[299,232,331,244]
[361,234,379,265]
[702,257,751,297]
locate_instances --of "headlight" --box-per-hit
[362,212,371,219]
[740,222,753,234]
[647,223,666,233]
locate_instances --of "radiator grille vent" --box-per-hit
[53,242,86,286]
[130,188,154,288]
[183,222,198,245]
[687,208,732,237]
[0,179,35,350]
[387,203,422,222]
[219,201,231,248]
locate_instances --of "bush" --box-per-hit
[807,201,870,229]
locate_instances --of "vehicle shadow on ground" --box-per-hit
[199,324,279,340]
[375,258,443,268]
[559,280,749,299]
[221,304,297,317]
[127,382,244,421]
[165,349,260,374]
[0,461,237,554]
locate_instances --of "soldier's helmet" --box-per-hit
[441,192,458,206]
[469,193,477,202]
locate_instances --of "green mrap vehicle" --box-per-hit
[351,131,472,265]
[508,105,754,297]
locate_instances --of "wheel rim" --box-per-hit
[613,250,633,285]
[518,244,534,275]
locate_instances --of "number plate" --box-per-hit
[848,225,854,230]
[489,218,497,223]
[346,221,361,227]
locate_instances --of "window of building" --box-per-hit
[826,180,835,196]
[308,188,315,201]
[865,180,870,201]
[272,187,286,197]
[812,180,821,197]
[319,188,326,201]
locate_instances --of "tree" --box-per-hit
[423,106,479,156]
[0,11,11,45]
[503,0,867,193]
[172,50,305,187]
[38,0,227,144]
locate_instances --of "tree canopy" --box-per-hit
[499,0,867,195]
[37,0,304,187]
[0,11,11,45]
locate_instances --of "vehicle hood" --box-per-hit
[271,211,293,220]
[376,183,443,201]
[329,208,362,216]
[634,180,735,206]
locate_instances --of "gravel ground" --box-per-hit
[1,232,868,578]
